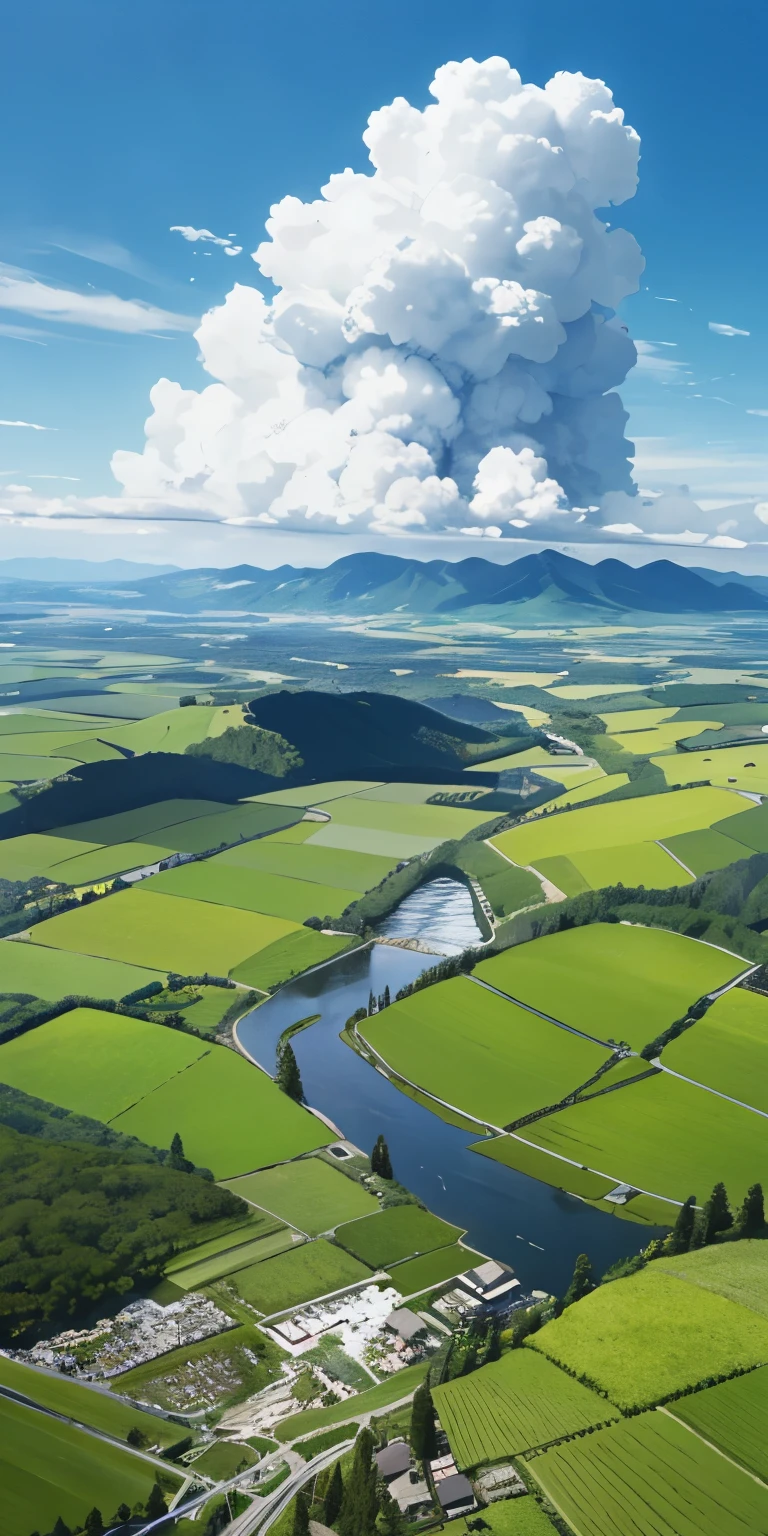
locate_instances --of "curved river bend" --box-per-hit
[238,940,661,1298]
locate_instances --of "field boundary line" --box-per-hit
[653,1058,768,1119]
[468,975,613,1049]
[658,1406,768,1490]
[0,1381,182,1477]
[501,1129,688,1209]
[524,1459,589,1536]
[354,1021,505,1134]
[485,839,567,903]
[656,839,696,878]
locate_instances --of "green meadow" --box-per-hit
[335,1204,462,1266]
[0,939,159,999]
[47,839,178,884]
[306,820,446,859]
[0,1356,181,1446]
[492,786,748,866]
[474,924,744,1050]
[673,1366,768,1482]
[663,826,755,875]
[31,885,299,974]
[324,794,499,838]
[389,1244,472,1296]
[664,986,768,1111]
[364,976,611,1126]
[230,1238,372,1314]
[214,834,394,892]
[170,1228,298,1288]
[231,928,352,990]
[567,839,691,890]
[223,1157,379,1235]
[653,1238,768,1318]
[147,861,360,922]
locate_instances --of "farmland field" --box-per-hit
[567,839,691,890]
[543,772,629,809]
[214,835,393,891]
[169,1229,299,1288]
[473,1500,557,1536]
[230,928,353,990]
[0,750,83,780]
[31,885,299,974]
[532,1409,768,1536]
[305,820,446,858]
[491,786,749,866]
[434,1346,617,1467]
[318,795,499,838]
[46,839,178,884]
[530,1265,768,1409]
[165,1214,279,1272]
[222,1157,380,1235]
[388,1243,473,1296]
[0,1393,179,1536]
[364,976,611,1126]
[713,801,768,853]
[663,986,768,1110]
[672,1366,768,1481]
[110,1040,330,1176]
[0,831,99,881]
[662,826,754,874]
[274,1361,430,1442]
[335,1204,462,1266]
[146,861,360,922]
[474,924,744,1051]
[653,1238,768,1318]
[0,938,160,999]
[471,1136,617,1200]
[253,781,384,806]
[0,1355,182,1446]
[654,743,768,794]
[229,1238,372,1314]
[527,1068,768,1206]
[533,855,590,897]
[160,803,299,853]
[49,797,237,846]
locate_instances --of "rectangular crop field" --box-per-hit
[274,1361,430,1442]
[214,836,394,892]
[169,1229,299,1288]
[324,796,499,838]
[713,801,768,853]
[0,938,160,999]
[147,861,359,922]
[50,797,235,847]
[0,1355,182,1447]
[653,1238,768,1318]
[663,987,768,1111]
[662,827,754,875]
[527,1068,768,1207]
[491,786,749,866]
[305,821,446,858]
[222,1158,380,1235]
[471,1135,617,1200]
[389,1243,473,1297]
[46,839,178,885]
[0,750,82,780]
[31,885,299,974]
[0,1393,179,1536]
[230,1238,372,1314]
[470,1501,557,1536]
[655,744,768,795]
[530,1265,768,1410]
[0,831,100,881]
[474,924,744,1051]
[672,1366,768,1481]
[165,1213,279,1273]
[365,976,612,1126]
[335,1204,462,1266]
[531,1409,768,1536]
[230,929,352,990]
[253,781,385,806]
[434,1346,617,1467]
[110,1041,330,1177]
[567,839,691,890]
[160,802,300,853]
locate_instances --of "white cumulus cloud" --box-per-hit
[171,226,243,256]
[709,321,750,337]
[110,55,645,536]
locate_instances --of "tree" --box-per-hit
[410,1382,437,1461]
[51,1521,72,1536]
[324,1459,344,1525]
[292,1491,310,1536]
[339,1427,378,1536]
[376,1483,403,1536]
[168,1132,193,1173]
[368,990,375,1016]
[276,1043,304,1102]
[739,1183,765,1235]
[563,1252,595,1307]
[146,1483,169,1521]
[84,1510,104,1536]
[371,1135,393,1181]
[127,1425,147,1448]
[703,1181,733,1244]
[668,1195,697,1254]
[112,1507,132,1527]
[383,984,391,1009]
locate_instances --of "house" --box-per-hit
[375,1441,411,1482]
[384,1308,427,1344]
[435,1474,476,1517]
[453,1260,520,1306]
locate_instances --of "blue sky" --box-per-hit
[2,0,767,567]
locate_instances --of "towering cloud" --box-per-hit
[113,56,644,536]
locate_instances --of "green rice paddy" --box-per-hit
[434,1346,617,1468]
[230,1238,372,1314]
[222,1157,380,1235]
[663,986,768,1110]
[335,1204,462,1266]
[147,861,360,922]
[0,939,160,999]
[530,1265,768,1409]
[388,1243,473,1297]
[474,924,744,1051]
[672,1365,768,1481]
[364,976,611,1127]
[531,1409,768,1536]
[653,1238,768,1319]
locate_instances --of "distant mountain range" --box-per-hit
[2,550,767,620]
[0,558,180,582]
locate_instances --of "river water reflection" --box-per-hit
[374,876,484,955]
[237,941,661,1297]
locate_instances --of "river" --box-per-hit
[238,885,661,1296]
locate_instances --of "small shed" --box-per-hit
[385,1307,427,1343]
[375,1441,411,1482]
[436,1474,476,1517]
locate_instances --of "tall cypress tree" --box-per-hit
[703,1182,733,1243]
[292,1491,310,1536]
[51,1521,72,1536]
[276,1042,304,1102]
[339,1427,378,1536]
[376,1483,403,1536]
[669,1195,697,1254]
[324,1460,344,1525]
[145,1484,169,1521]
[563,1252,595,1307]
[410,1382,437,1461]
[378,1136,393,1180]
[84,1511,104,1536]
[739,1183,765,1235]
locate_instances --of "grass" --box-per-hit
[434,1347,618,1468]
[32,885,299,974]
[365,975,612,1126]
[662,827,754,875]
[533,856,590,897]
[53,797,235,846]
[474,924,744,1051]
[389,1243,473,1296]
[527,1068,768,1207]
[0,750,82,780]
[324,796,499,838]
[530,1264,768,1410]
[111,1041,330,1178]
[469,1500,558,1536]
[191,1440,259,1477]
[530,1410,768,1536]
[214,835,395,892]
[0,831,99,881]
[601,706,678,733]
[230,928,353,990]
[305,821,446,859]
[470,1136,617,1201]
[229,1238,372,1314]
[543,772,630,809]
[166,1214,281,1271]
[161,803,300,854]
[0,938,160,998]
[567,840,692,890]
[89,703,217,754]
[170,1229,299,1288]
[654,743,768,794]
[47,839,178,884]
[672,1366,768,1482]
[0,1006,208,1121]
[115,1322,283,1413]
[0,1394,180,1536]
[714,801,768,853]
[0,1355,182,1446]
[610,719,721,754]
[148,861,360,922]
[222,1158,380,1235]
[253,781,384,806]
[491,787,750,867]
[456,842,541,918]
[174,983,247,1032]
[335,1204,462,1266]
[664,987,768,1111]
[295,1423,358,1460]
[653,1239,768,1318]
[274,1361,430,1442]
